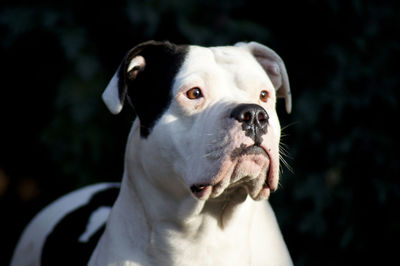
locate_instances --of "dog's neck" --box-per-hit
[104,128,260,261]
[123,148,256,230]
[111,158,258,264]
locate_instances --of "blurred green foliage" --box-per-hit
[1,1,399,265]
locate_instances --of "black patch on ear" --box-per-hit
[41,187,119,266]
[118,41,188,137]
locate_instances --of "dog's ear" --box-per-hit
[102,44,147,115]
[235,42,292,114]
[102,41,188,137]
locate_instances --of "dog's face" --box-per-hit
[103,41,291,201]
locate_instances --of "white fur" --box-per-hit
[89,45,292,265]
[102,72,123,115]
[79,206,111,242]
[127,55,146,73]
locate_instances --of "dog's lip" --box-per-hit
[190,184,213,199]
[191,144,275,200]
[262,144,277,192]
[230,144,268,160]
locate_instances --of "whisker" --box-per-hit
[279,141,290,148]
[279,148,293,159]
[279,144,289,153]
[279,146,290,158]
[281,121,300,131]
[202,150,216,158]
[276,178,284,190]
[279,154,294,174]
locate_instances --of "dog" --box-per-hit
[11,41,293,266]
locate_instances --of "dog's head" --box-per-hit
[103,41,291,201]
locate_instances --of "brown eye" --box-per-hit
[260,90,269,102]
[186,87,203,100]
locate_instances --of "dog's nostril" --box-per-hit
[242,111,252,122]
[258,112,264,122]
[257,111,269,125]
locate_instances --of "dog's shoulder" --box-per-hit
[11,183,120,266]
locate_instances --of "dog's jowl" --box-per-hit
[11,41,293,266]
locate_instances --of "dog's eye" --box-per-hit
[186,87,203,100]
[259,90,269,102]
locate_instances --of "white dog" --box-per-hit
[11,41,293,266]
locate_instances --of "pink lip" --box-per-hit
[190,143,277,200]
[260,144,277,192]
[190,184,213,200]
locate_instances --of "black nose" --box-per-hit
[230,104,269,145]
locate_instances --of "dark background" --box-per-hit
[1,1,399,265]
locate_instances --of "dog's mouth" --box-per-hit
[190,144,274,201]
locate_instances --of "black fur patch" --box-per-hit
[118,41,188,137]
[41,187,119,266]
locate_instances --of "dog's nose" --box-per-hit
[230,104,269,144]
[230,104,269,129]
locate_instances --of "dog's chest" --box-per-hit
[152,226,253,265]
[146,205,267,266]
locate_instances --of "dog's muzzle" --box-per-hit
[190,103,273,201]
[190,144,273,200]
